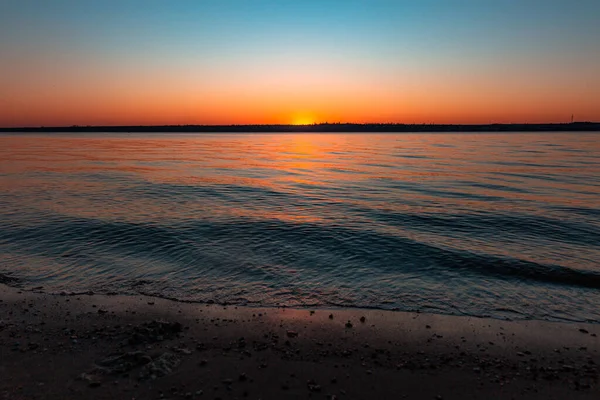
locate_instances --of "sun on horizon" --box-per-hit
[291,115,317,126]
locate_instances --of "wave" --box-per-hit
[2,213,600,290]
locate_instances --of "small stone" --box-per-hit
[79,373,101,387]
[579,328,589,334]
[426,325,431,329]
[345,321,353,328]
[286,330,298,338]
[329,314,334,319]
[307,380,321,392]
[360,316,366,323]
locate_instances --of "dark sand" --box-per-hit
[1,284,599,399]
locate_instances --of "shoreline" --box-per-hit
[1,283,599,399]
[2,274,595,326]
[0,273,600,328]
[2,278,594,326]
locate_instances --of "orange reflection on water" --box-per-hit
[1,133,600,237]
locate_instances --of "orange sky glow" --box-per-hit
[1,1,599,127]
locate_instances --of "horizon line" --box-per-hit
[1,121,600,130]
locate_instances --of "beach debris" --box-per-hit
[198,359,208,366]
[239,372,247,381]
[139,352,181,380]
[95,351,153,375]
[579,328,589,334]
[360,316,366,323]
[172,346,193,355]
[345,321,353,328]
[329,314,334,319]
[286,330,299,338]
[426,325,431,329]
[128,320,183,345]
[97,309,108,315]
[0,273,20,286]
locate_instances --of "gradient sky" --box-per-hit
[1,0,599,127]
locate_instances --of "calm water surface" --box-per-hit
[1,133,599,322]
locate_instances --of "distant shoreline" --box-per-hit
[1,122,599,133]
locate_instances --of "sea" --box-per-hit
[1,132,599,323]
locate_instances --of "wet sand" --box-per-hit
[0,284,598,399]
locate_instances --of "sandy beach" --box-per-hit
[0,284,598,399]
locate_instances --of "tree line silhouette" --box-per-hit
[1,122,598,133]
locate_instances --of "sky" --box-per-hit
[1,0,599,127]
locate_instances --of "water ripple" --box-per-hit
[0,132,599,322]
